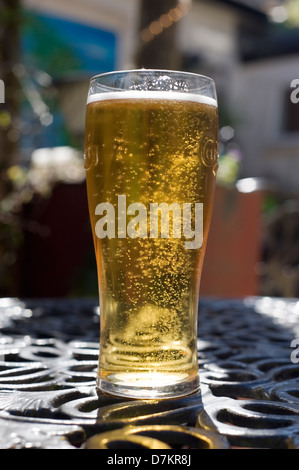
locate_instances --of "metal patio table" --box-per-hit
[0,296,299,449]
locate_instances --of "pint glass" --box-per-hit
[84,70,218,398]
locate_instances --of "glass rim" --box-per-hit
[90,68,215,85]
[88,68,217,103]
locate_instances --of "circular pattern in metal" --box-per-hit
[0,297,299,448]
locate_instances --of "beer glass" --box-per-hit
[84,70,218,399]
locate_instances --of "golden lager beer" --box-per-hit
[84,71,218,398]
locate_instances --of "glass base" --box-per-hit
[97,371,200,399]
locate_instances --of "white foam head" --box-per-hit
[87,90,217,107]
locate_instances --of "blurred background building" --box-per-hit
[0,0,299,298]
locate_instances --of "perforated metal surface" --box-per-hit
[0,296,299,449]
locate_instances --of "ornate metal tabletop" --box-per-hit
[0,296,299,450]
